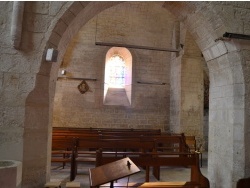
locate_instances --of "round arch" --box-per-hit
[23,2,249,187]
[163,2,248,187]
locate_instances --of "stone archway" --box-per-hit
[163,2,249,187]
[22,2,123,187]
[22,2,249,188]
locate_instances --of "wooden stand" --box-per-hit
[89,157,140,188]
[44,181,61,188]
[66,182,81,188]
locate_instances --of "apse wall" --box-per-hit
[52,2,175,131]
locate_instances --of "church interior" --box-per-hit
[0,1,250,188]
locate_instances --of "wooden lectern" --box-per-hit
[89,157,140,188]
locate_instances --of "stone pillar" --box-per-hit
[204,47,245,188]
[180,55,204,145]
[170,22,181,133]
[22,73,52,188]
[170,25,204,145]
[170,56,182,133]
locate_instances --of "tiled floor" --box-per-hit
[50,152,208,188]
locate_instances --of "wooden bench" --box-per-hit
[138,182,200,188]
[53,127,161,133]
[185,136,202,167]
[98,182,200,188]
[75,135,188,164]
[236,176,250,188]
[44,181,61,188]
[72,138,156,178]
[51,138,77,181]
[95,150,209,187]
[53,127,161,137]
[51,138,76,167]
[51,135,153,180]
[66,182,81,188]
[51,128,193,182]
[150,135,190,180]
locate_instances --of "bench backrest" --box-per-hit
[76,138,155,152]
[237,177,250,188]
[52,138,77,150]
[185,136,197,152]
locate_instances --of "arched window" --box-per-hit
[104,47,132,106]
[106,55,125,88]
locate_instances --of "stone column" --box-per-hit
[170,26,204,145]
[180,55,204,145]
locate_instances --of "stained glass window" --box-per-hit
[108,55,125,88]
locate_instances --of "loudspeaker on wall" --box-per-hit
[46,48,58,62]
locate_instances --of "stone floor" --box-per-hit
[50,152,208,188]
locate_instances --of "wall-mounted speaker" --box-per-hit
[46,48,58,62]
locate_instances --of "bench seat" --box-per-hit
[44,181,61,188]
[138,182,200,187]
[98,182,200,188]
[66,181,81,188]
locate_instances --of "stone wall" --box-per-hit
[52,2,176,131]
[170,25,205,146]
[165,2,250,187]
[0,1,249,188]
[180,31,204,146]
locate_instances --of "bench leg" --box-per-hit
[145,166,150,182]
[200,153,202,167]
[153,166,160,180]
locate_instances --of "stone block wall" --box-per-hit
[0,1,249,188]
[170,56,182,133]
[180,56,204,143]
[52,2,176,131]
[170,27,205,146]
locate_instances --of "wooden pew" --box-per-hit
[95,150,209,188]
[153,135,189,153]
[52,127,162,140]
[185,136,202,167]
[51,128,161,181]
[53,127,161,134]
[53,127,161,133]
[150,134,190,180]
[138,182,201,188]
[51,138,77,167]
[185,136,197,152]
[73,138,156,178]
[236,176,250,188]
[51,138,77,181]
[73,134,189,167]
[98,182,200,188]
[51,127,193,182]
